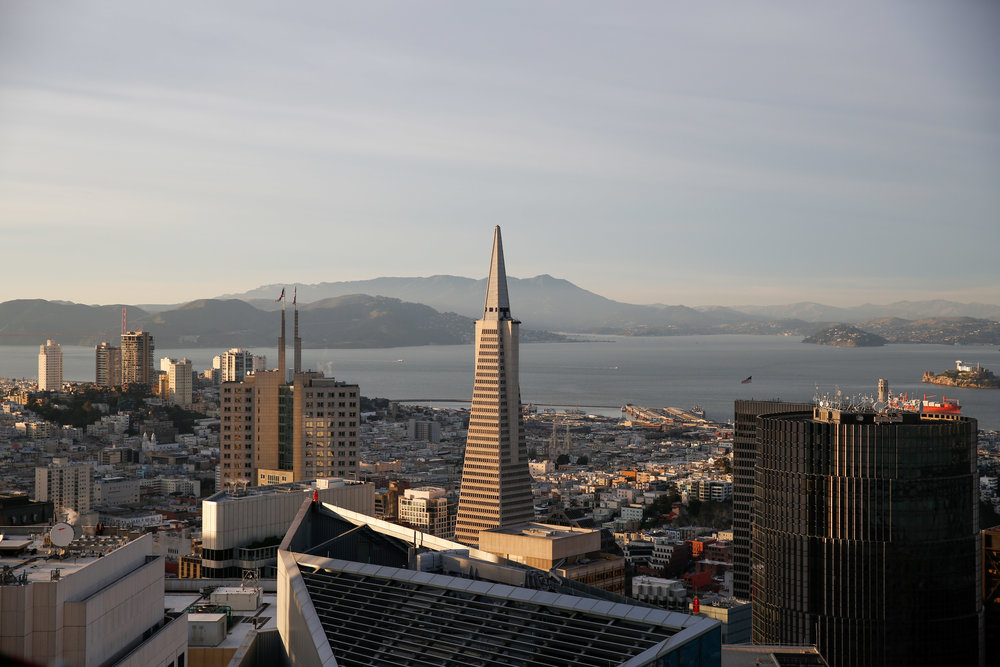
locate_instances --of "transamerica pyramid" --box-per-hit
[454,226,535,547]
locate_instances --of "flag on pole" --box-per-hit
[741,376,752,384]
[275,288,285,302]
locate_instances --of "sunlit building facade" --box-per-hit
[37,339,63,391]
[454,227,534,547]
[121,331,155,385]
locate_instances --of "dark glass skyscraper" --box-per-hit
[733,399,813,600]
[750,405,982,666]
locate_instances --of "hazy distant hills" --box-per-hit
[0,296,476,348]
[2,276,999,349]
[855,317,1000,345]
[0,300,140,345]
[732,300,1000,323]
[220,274,763,332]
[220,275,1000,336]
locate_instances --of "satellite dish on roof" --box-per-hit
[49,522,75,548]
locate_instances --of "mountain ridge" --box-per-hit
[2,276,998,349]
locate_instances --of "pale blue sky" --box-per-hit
[1,1,998,307]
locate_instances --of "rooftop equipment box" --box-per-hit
[210,586,261,611]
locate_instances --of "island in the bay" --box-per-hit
[802,324,887,347]
[923,360,1000,389]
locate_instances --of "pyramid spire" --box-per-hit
[455,226,533,547]
[483,225,511,320]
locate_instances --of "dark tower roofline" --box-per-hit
[483,225,511,320]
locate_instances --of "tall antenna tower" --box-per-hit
[121,306,127,336]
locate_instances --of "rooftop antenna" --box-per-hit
[121,306,127,336]
[293,287,301,375]
[277,287,287,381]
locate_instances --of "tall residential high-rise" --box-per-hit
[121,331,155,384]
[160,357,193,407]
[221,373,361,489]
[219,298,360,489]
[219,375,258,488]
[95,341,122,387]
[284,372,359,482]
[35,457,93,519]
[37,339,63,391]
[749,401,982,666]
[731,399,812,601]
[218,347,254,382]
[454,226,534,547]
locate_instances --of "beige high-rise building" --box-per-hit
[95,341,122,387]
[219,374,259,488]
[35,457,93,519]
[37,339,63,391]
[121,330,155,384]
[161,357,193,407]
[288,372,360,482]
[454,227,534,547]
[219,299,360,488]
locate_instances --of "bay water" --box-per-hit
[2,335,998,429]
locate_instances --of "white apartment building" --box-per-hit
[141,476,201,497]
[35,458,93,518]
[160,357,193,407]
[37,339,63,391]
[94,476,141,506]
[218,348,254,382]
[697,479,733,502]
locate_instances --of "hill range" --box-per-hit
[0,275,998,348]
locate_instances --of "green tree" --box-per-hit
[686,498,702,518]
[639,491,681,529]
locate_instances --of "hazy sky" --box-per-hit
[2,1,998,307]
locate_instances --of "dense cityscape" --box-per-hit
[0,228,997,666]
[4,0,999,662]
